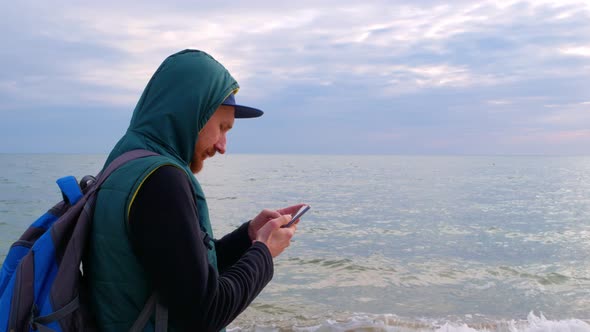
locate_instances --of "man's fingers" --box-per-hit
[285,225,296,238]
[279,214,292,226]
[262,209,281,219]
[277,204,306,216]
[266,215,291,230]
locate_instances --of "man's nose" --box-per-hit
[214,133,227,154]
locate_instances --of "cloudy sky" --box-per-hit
[1,0,589,154]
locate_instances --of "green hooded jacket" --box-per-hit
[86,49,239,331]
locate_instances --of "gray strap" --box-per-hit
[93,151,165,332]
[32,296,79,332]
[93,150,159,190]
[36,324,56,332]
[35,296,80,326]
[155,301,168,332]
[129,293,157,332]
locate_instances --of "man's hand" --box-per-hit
[248,204,306,258]
[254,214,297,258]
[248,204,306,240]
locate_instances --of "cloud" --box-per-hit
[487,100,512,105]
[1,0,590,153]
[560,46,590,57]
[8,0,588,102]
[507,128,590,145]
[538,102,590,127]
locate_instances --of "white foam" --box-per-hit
[227,312,590,332]
[507,312,590,332]
[435,323,480,332]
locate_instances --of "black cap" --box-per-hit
[222,94,264,118]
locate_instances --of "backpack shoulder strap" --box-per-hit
[98,150,168,331]
[129,293,168,332]
[95,150,160,189]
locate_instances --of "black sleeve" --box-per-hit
[128,165,274,332]
[214,221,253,273]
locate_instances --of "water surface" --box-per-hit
[1,154,589,331]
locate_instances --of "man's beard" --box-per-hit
[191,148,214,174]
[191,158,204,173]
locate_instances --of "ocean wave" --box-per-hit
[228,312,590,332]
[273,256,590,292]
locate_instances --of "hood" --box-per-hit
[105,49,239,167]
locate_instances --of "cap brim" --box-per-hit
[234,105,264,118]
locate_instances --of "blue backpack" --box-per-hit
[0,150,167,332]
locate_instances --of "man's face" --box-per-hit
[190,105,235,173]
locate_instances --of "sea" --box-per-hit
[1,154,589,331]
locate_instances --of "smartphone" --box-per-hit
[281,205,310,228]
